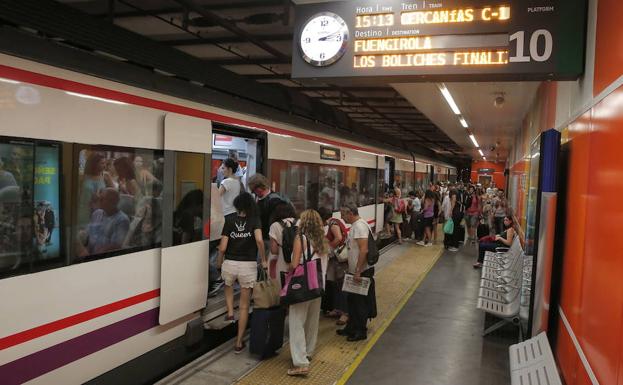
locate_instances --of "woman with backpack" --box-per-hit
[216,192,267,354]
[390,187,406,244]
[268,202,298,288]
[318,207,349,326]
[286,209,329,377]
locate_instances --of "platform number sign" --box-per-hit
[509,30,553,63]
[292,0,587,81]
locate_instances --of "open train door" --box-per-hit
[159,113,211,325]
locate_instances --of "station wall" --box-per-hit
[508,0,623,384]
[469,160,506,189]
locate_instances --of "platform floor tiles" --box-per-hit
[157,240,514,385]
[345,243,513,385]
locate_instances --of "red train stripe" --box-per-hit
[0,64,384,156]
[0,289,160,351]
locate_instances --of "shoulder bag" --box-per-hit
[279,234,324,305]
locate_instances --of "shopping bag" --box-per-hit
[443,219,454,234]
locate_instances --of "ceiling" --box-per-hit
[394,81,541,163]
[51,0,464,160]
[48,0,541,164]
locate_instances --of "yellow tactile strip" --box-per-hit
[235,243,444,385]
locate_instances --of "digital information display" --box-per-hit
[292,0,587,82]
[320,146,341,161]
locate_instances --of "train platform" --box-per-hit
[156,239,513,385]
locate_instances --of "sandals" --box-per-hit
[234,341,246,354]
[287,366,310,376]
[336,315,349,326]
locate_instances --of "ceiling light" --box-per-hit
[478,149,484,156]
[469,134,479,148]
[437,83,461,115]
[483,157,487,161]
[0,77,20,84]
[65,91,128,105]
[459,117,468,128]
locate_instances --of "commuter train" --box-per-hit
[0,54,456,384]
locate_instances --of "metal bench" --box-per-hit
[509,332,562,385]
[477,236,525,337]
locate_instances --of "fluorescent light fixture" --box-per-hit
[469,134,479,148]
[437,83,461,115]
[313,141,330,146]
[483,157,487,161]
[66,91,128,105]
[478,149,484,156]
[0,77,20,84]
[459,117,468,128]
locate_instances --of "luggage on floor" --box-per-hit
[249,307,285,359]
[413,213,424,240]
[477,222,490,239]
[401,216,412,239]
[455,223,466,243]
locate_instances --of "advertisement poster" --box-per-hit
[33,144,61,260]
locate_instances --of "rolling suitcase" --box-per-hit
[401,214,412,239]
[456,222,466,244]
[250,307,285,359]
[413,213,424,240]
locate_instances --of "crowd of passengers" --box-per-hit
[206,158,526,376]
[213,158,376,377]
[380,181,523,267]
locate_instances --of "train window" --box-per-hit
[395,170,415,196]
[172,152,205,246]
[270,159,381,214]
[73,145,164,261]
[0,138,66,279]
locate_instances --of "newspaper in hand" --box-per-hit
[342,274,371,296]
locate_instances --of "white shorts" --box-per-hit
[221,260,257,289]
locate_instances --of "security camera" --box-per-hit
[494,96,505,108]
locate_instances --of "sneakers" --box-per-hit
[448,247,459,252]
[416,241,426,246]
[224,314,235,323]
[208,280,225,297]
[424,242,432,247]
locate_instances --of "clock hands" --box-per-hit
[318,30,342,42]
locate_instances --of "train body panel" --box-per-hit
[0,53,456,384]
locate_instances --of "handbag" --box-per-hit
[443,219,454,234]
[334,243,349,263]
[253,268,281,309]
[279,234,323,306]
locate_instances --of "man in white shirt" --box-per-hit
[338,204,375,342]
[219,158,242,220]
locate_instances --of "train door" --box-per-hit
[203,125,266,320]
[384,156,395,192]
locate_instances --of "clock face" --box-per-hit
[299,12,349,67]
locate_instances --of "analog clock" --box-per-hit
[299,12,349,67]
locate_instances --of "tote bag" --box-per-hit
[253,268,281,309]
[279,234,323,306]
